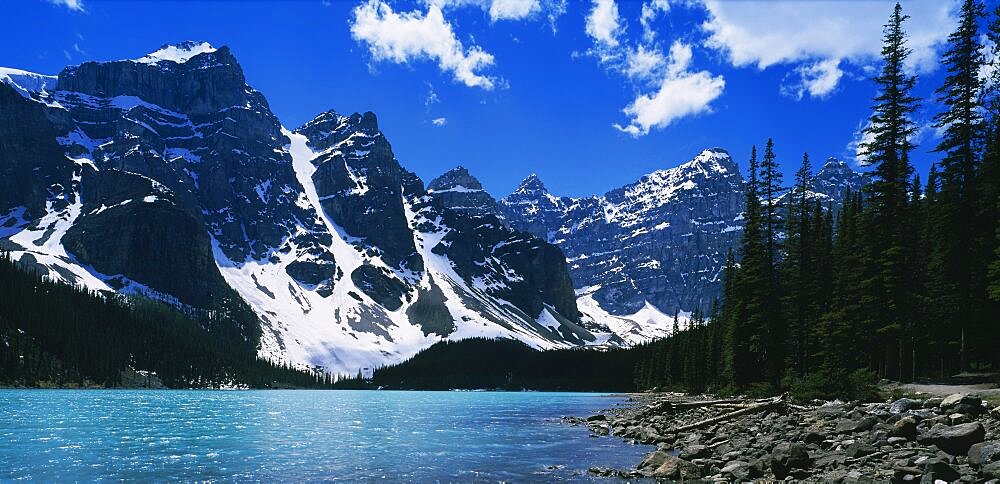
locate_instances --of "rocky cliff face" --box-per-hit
[501,148,745,318]
[0,42,608,374]
[812,157,868,209]
[498,149,865,325]
[427,166,506,220]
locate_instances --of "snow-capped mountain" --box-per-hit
[500,148,745,320]
[497,149,865,322]
[426,166,506,220]
[812,157,868,208]
[0,42,617,375]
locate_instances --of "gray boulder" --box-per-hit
[968,442,1000,467]
[720,460,750,480]
[917,422,986,455]
[983,460,1000,479]
[770,442,813,478]
[890,415,919,440]
[920,457,960,482]
[890,398,923,414]
[836,415,878,434]
[637,450,701,479]
[940,393,980,410]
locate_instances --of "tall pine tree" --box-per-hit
[782,152,814,377]
[931,0,986,370]
[760,139,786,387]
[860,2,920,379]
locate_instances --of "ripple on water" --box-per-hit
[0,390,651,481]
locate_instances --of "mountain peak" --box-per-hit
[682,147,736,175]
[297,109,342,132]
[515,173,547,193]
[428,166,484,192]
[135,41,219,65]
[295,109,383,152]
[818,157,852,173]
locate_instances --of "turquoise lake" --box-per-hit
[0,390,650,481]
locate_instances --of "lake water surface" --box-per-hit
[0,390,650,481]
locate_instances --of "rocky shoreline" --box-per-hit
[568,392,1000,481]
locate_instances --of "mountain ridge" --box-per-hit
[0,42,609,375]
[429,147,865,326]
[1,41,867,374]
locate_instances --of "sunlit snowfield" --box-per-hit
[0,390,650,481]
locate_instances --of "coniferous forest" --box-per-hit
[634,0,1000,399]
[0,253,335,389]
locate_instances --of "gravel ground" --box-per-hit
[574,391,1000,480]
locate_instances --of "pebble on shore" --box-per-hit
[572,392,1000,481]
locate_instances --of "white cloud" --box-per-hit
[624,45,666,81]
[781,58,843,100]
[615,41,725,137]
[981,36,999,94]
[665,40,691,76]
[847,117,942,166]
[432,117,448,126]
[847,120,877,166]
[49,0,84,11]
[425,83,440,108]
[701,0,958,97]
[583,2,723,136]
[489,0,540,20]
[639,0,669,44]
[429,0,546,21]
[586,0,621,48]
[350,0,497,89]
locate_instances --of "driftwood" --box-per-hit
[706,439,730,450]
[844,447,931,464]
[664,393,788,434]
[634,397,750,419]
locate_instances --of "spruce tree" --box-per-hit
[759,138,785,386]
[733,146,769,387]
[783,152,814,377]
[720,249,739,388]
[980,3,1000,369]
[932,0,986,371]
[860,2,920,379]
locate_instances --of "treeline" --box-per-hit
[636,1,1000,399]
[0,252,333,389]
[334,337,641,392]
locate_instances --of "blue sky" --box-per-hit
[2,0,990,198]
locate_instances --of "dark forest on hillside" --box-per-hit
[0,253,334,389]
[333,338,640,392]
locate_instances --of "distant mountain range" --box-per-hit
[0,42,866,374]
[429,150,865,326]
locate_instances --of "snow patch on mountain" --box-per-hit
[575,287,681,346]
[135,41,217,65]
[0,67,57,98]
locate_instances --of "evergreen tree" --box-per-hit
[980,3,1000,369]
[859,2,920,379]
[720,249,739,388]
[931,0,986,370]
[759,139,786,387]
[782,152,814,377]
[732,146,769,387]
[761,139,785,269]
